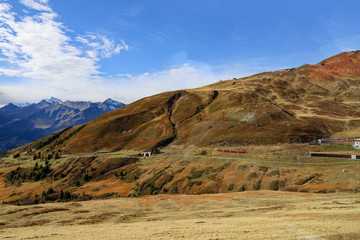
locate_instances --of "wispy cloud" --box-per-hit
[0,57,278,105]
[121,6,144,17]
[0,1,127,83]
[0,1,277,106]
[19,0,52,12]
[76,34,128,60]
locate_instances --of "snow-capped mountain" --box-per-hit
[45,97,63,104]
[0,98,126,152]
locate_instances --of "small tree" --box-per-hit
[47,187,54,195]
[64,190,71,201]
[151,147,160,155]
[42,190,48,201]
[83,173,90,181]
[60,189,64,200]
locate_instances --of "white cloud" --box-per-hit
[0,1,127,84]
[19,0,51,12]
[0,67,21,76]
[0,56,277,106]
[76,34,128,60]
[0,63,217,104]
[0,2,275,106]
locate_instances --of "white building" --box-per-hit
[140,151,151,157]
[353,139,360,150]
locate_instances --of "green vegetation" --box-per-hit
[100,192,116,198]
[266,170,280,176]
[253,181,261,190]
[35,128,70,150]
[269,180,279,190]
[5,162,52,184]
[321,144,358,152]
[59,190,72,201]
[33,125,86,162]
[53,125,86,147]
[195,148,207,155]
[227,183,234,191]
[247,172,258,180]
[151,147,160,155]
[34,149,62,161]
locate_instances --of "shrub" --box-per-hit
[247,172,258,180]
[47,187,54,195]
[258,166,268,172]
[266,170,280,177]
[238,185,245,192]
[227,184,234,191]
[83,173,90,181]
[269,180,279,191]
[196,148,207,155]
[253,181,261,190]
[101,192,116,198]
[151,147,160,155]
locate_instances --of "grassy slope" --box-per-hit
[1,51,360,205]
[10,52,360,155]
[1,144,360,205]
[0,191,359,239]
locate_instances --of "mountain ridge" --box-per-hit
[0,98,126,152]
[2,51,360,205]
[46,51,359,154]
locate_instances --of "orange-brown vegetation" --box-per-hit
[1,144,360,205]
[0,191,359,239]
[8,52,360,155]
[2,51,360,205]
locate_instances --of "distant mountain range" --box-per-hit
[0,97,125,152]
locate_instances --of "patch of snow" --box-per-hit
[14,102,32,108]
[46,97,62,104]
[103,98,119,105]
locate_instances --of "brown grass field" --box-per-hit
[0,191,359,239]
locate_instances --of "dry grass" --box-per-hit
[0,191,359,239]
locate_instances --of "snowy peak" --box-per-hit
[0,97,126,152]
[0,103,19,112]
[14,102,32,108]
[102,98,126,111]
[46,97,62,104]
[103,98,118,105]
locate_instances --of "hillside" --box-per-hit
[0,98,125,152]
[1,192,359,239]
[24,51,360,154]
[1,51,360,205]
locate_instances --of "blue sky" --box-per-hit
[1,0,360,106]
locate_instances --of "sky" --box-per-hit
[1,0,360,106]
